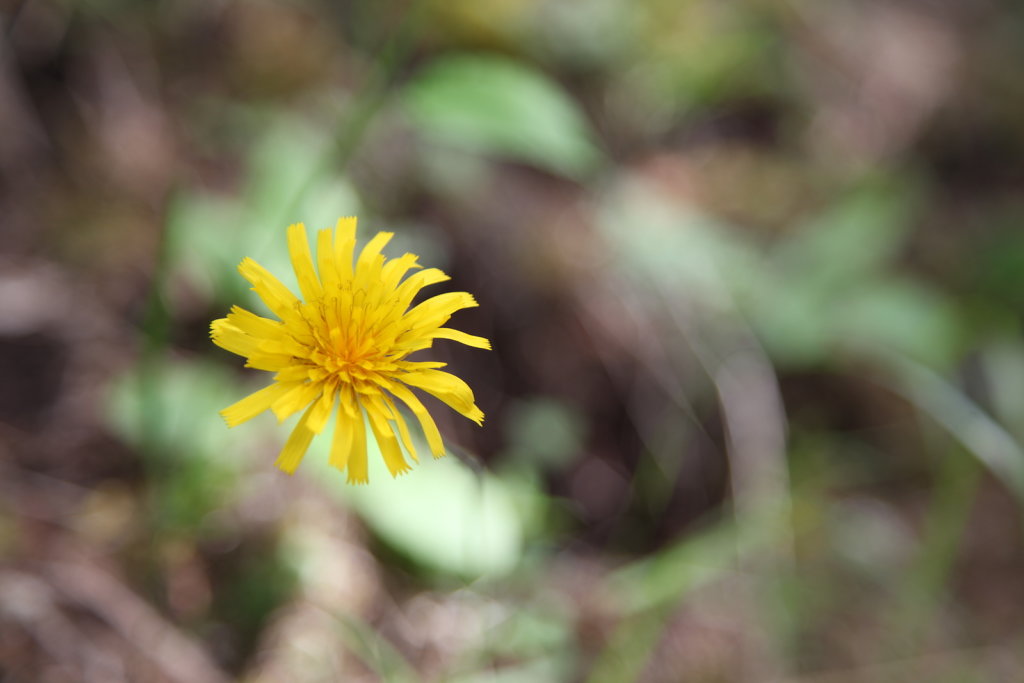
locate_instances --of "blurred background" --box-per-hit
[3,0,1024,680]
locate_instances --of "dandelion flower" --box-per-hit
[211,218,489,483]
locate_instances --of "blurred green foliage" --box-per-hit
[5,0,1024,680]
[402,55,602,178]
[313,439,537,579]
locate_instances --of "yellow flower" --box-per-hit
[211,218,489,483]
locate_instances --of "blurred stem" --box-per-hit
[594,505,788,682]
[138,205,174,464]
[714,349,793,565]
[681,300,793,679]
[712,345,793,681]
[585,604,675,683]
[134,195,178,551]
[277,0,427,227]
[332,613,418,683]
[890,444,981,649]
[881,353,1024,504]
[872,353,1016,653]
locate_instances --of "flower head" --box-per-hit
[211,218,489,483]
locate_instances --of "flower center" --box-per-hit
[301,284,405,380]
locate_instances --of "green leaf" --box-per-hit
[308,426,531,579]
[402,54,601,178]
[243,114,359,233]
[166,110,362,312]
[165,192,244,299]
[104,359,255,531]
[596,182,762,301]
[772,183,918,288]
[833,278,962,368]
[106,359,243,463]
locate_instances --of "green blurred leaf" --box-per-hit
[834,278,962,367]
[772,183,918,287]
[402,54,601,178]
[488,606,574,659]
[308,426,531,579]
[104,359,256,531]
[166,192,244,298]
[235,113,362,293]
[597,178,964,372]
[597,181,761,303]
[750,274,835,367]
[756,276,961,370]
[106,359,242,463]
[243,114,360,236]
[166,110,361,310]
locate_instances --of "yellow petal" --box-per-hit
[346,399,369,484]
[430,328,491,349]
[316,228,339,291]
[401,292,478,333]
[401,369,484,425]
[366,400,411,477]
[274,404,316,474]
[245,353,295,371]
[221,382,296,427]
[397,328,491,354]
[329,404,355,471]
[339,383,361,418]
[270,381,321,422]
[334,217,358,280]
[395,268,451,310]
[385,380,446,457]
[395,360,448,371]
[237,257,298,319]
[306,382,336,434]
[258,336,311,358]
[381,394,417,462]
[380,253,420,291]
[356,231,394,277]
[226,306,282,338]
[274,365,313,383]
[287,223,322,301]
[210,320,261,358]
